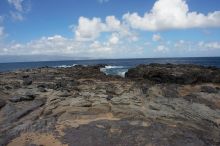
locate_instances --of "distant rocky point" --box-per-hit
[0,64,220,146]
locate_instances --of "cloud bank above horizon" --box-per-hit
[0,0,220,60]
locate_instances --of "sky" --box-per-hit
[0,0,220,61]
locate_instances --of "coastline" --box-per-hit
[0,64,220,146]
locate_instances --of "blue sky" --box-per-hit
[0,0,220,60]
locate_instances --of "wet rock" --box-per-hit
[201,86,218,93]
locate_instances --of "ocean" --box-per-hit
[0,57,220,77]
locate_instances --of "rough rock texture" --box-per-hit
[125,63,220,84]
[0,64,220,146]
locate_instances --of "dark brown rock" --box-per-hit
[125,63,220,84]
[0,99,6,109]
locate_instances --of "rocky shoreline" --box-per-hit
[0,64,220,146]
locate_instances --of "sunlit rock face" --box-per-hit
[0,64,220,146]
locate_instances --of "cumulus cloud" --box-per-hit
[74,15,135,41]
[152,34,162,42]
[198,41,220,50]
[108,33,119,45]
[74,17,105,41]
[154,45,169,53]
[0,34,144,58]
[123,0,220,31]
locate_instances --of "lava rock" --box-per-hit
[37,87,47,92]
[125,64,220,84]
[25,92,36,99]
[0,99,6,108]
[9,94,35,102]
[106,95,113,101]
[23,79,32,86]
[200,86,218,93]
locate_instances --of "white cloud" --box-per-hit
[74,17,105,41]
[105,16,121,31]
[152,34,162,42]
[198,41,220,50]
[7,0,31,21]
[174,40,186,48]
[8,0,24,12]
[0,34,144,58]
[154,45,169,53]
[108,33,119,45]
[123,0,220,31]
[74,16,136,42]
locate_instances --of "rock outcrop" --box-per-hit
[125,63,220,84]
[0,64,220,146]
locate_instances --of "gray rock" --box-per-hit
[37,87,47,92]
[23,79,32,86]
[59,91,71,97]
[9,94,35,102]
[6,99,45,123]
[106,95,113,101]
[0,99,6,109]
[201,86,218,93]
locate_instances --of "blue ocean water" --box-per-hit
[0,57,220,77]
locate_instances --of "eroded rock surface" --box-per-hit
[0,64,220,146]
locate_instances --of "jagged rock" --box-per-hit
[23,78,32,86]
[25,91,36,98]
[125,63,220,84]
[106,95,113,101]
[5,99,45,123]
[9,94,35,102]
[0,99,6,109]
[201,86,218,93]
[37,87,47,92]
[58,90,71,97]
[1,64,220,146]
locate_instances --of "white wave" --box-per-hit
[55,64,77,68]
[104,65,125,69]
[117,71,127,77]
